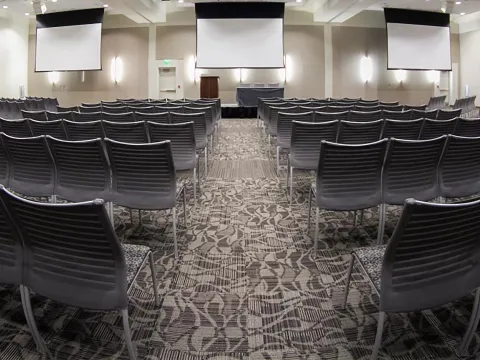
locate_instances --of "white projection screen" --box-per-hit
[385,8,451,71]
[195,3,285,69]
[35,8,104,72]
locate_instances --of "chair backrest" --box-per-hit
[22,110,47,122]
[290,120,338,170]
[349,110,383,122]
[102,112,135,123]
[454,118,480,138]
[439,135,480,198]
[383,109,411,121]
[0,119,33,138]
[412,109,438,120]
[325,105,354,113]
[382,137,446,205]
[102,106,129,114]
[419,118,457,140]
[268,106,297,136]
[1,134,54,197]
[46,111,74,122]
[355,105,381,112]
[28,119,67,140]
[104,139,177,210]
[382,119,424,140]
[81,102,102,108]
[380,101,399,106]
[404,104,427,111]
[0,187,128,310]
[277,112,313,149]
[57,105,78,112]
[314,111,349,123]
[155,105,182,112]
[381,105,404,112]
[102,121,148,144]
[0,137,8,187]
[46,137,111,202]
[73,111,103,123]
[79,106,102,113]
[129,106,155,114]
[134,112,169,124]
[170,112,207,150]
[436,109,461,120]
[337,120,383,144]
[63,120,104,141]
[147,122,196,171]
[315,138,388,210]
[380,198,480,312]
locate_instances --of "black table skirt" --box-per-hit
[221,106,258,119]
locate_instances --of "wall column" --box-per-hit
[324,24,333,99]
[148,24,157,99]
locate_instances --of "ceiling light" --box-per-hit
[103,4,109,7]
[41,4,47,13]
[456,1,462,4]
[178,0,184,3]
[2,5,7,8]
[441,7,446,13]
[52,0,57,2]
[25,12,30,16]
[461,12,466,15]
[296,0,303,2]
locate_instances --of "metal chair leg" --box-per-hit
[307,187,312,229]
[204,147,208,176]
[458,288,480,355]
[51,195,57,204]
[359,209,364,225]
[276,146,280,173]
[129,208,133,225]
[172,207,178,258]
[377,204,386,245]
[289,167,294,203]
[148,252,160,307]
[121,309,137,360]
[342,256,355,309]
[138,210,142,225]
[183,187,187,227]
[314,207,319,253]
[371,312,386,360]
[353,210,358,227]
[20,285,49,355]
[193,167,197,204]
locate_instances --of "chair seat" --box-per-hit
[353,245,386,291]
[122,243,150,288]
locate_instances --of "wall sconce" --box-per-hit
[395,69,406,83]
[111,56,123,83]
[427,70,440,83]
[48,71,59,84]
[360,56,373,83]
[234,68,245,83]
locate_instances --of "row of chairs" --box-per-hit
[285,118,480,198]
[0,97,59,119]
[453,95,478,117]
[0,185,160,360]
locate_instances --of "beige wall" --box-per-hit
[28,27,149,107]
[460,29,480,104]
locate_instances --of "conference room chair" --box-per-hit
[102,112,135,123]
[325,105,354,113]
[381,119,424,140]
[129,106,155,113]
[63,120,104,141]
[412,109,438,120]
[314,111,349,123]
[287,101,311,106]
[380,105,404,112]
[288,120,338,202]
[102,106,129,114]
[104,139,186,258]
[0,136,8,187]
[437,108,462,120]
[337,120,383,144]
[438,135,480,199]
[267,106,297,145]
[404,104,427,111]
[57,105,78,112]
[419,118,457,140]
[1,134,54,198]
[349,110,383,122]
[311,101,329,107]
[184,106,215,149]
[79,105,103,113]
[102,121,149,144]
[382,109,411,121]
[73,111,103,122]
[81,102,102,108]
[46,110,74,122]
[24,99,45,111]
[355,105,381,112]
[101,101,122,107]
[6,101,21,119]
[308,139,388,251]
[1,188,159,360]
[21,110,47,122]
[298,106,326,112]
[148,121,199,202]
[44,98,58,112]
[276,112,313,172]
[377,136,446,243]
[379,101,399,106]
[0,119,33,138]
[343,198,480,360]
[454,118,480,137]
[134,111,169,124]
[28,119,67,140]
[358,99,379,105]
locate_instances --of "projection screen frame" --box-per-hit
[35,8,105,73]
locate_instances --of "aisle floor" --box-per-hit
[0,119,478,360]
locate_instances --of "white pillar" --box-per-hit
[324,24,333,99]
[148,24,157,100]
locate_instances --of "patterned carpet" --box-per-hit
[0,119,479,360]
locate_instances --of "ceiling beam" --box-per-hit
[314,0,378,23]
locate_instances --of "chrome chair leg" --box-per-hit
[121,309,137,360]
[289,167,294,203]
[172,207,178,258]
[129,208,133,225]
[193,167,197,204]
[372,312,386,360]
[377,203,386,245]
[314,207,319,253]
[342,256,355,309]
[138,210,142,225]
[183,187,187,227]
[359,209,364,225]
[276,146,280,173]
[204,147,208,176]
[51,195,57,204]
[458,288,480,355]
[353,210,358,227]
[148,252,160,306]
[20,285,49,355]
[307,187,312,229]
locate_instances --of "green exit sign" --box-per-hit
[163,59,171,65]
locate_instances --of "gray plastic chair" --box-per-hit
[0,187,159,360]
[155,105,182,112]
[64,120,104,141]
[28,119,67,140]
[382,110,411,121]
[129,106,155,114]
[267,106,296,146]
[103,112,135,123]
[378,136,447,243]
[419,118,457,140]
[439,135,480,199]
[102,106,128,114]
[0,137,9,187]
[102,121,148,144]
[148,122,199,202]
[412,109,438,120]
[343,198,480,360]
[21,110,47,122]
[288,120,338,202]
[437,109,461,120]
[381,119,424,140]
[79,106,102,113]
[356,105,381,112]
[0,119,33,138]
[46,111,74,122]
[73,111,103,123]
[404,104,427,111]
[134,112,169,124]
[325,105,354,113]
[308,139,388,251]
[349,110,383,122]
[276,112,313,171]
[1,134,54,197]
[454,118,480,137]
[314,111,349,123]
[81,102,102,108]
[379,101,399,106]
[381,105,403,112]
[337,120,383,144]
[104,139,185,258]
[57,105,78,112]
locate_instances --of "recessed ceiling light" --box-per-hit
[456,1,462,4]
[52,0,57,2]
[296,0,303,2]
[2,5,7,8]
[25,12,30,15]
[103,4,109,7]
[461,12,466,15]
[178,0,184,3]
